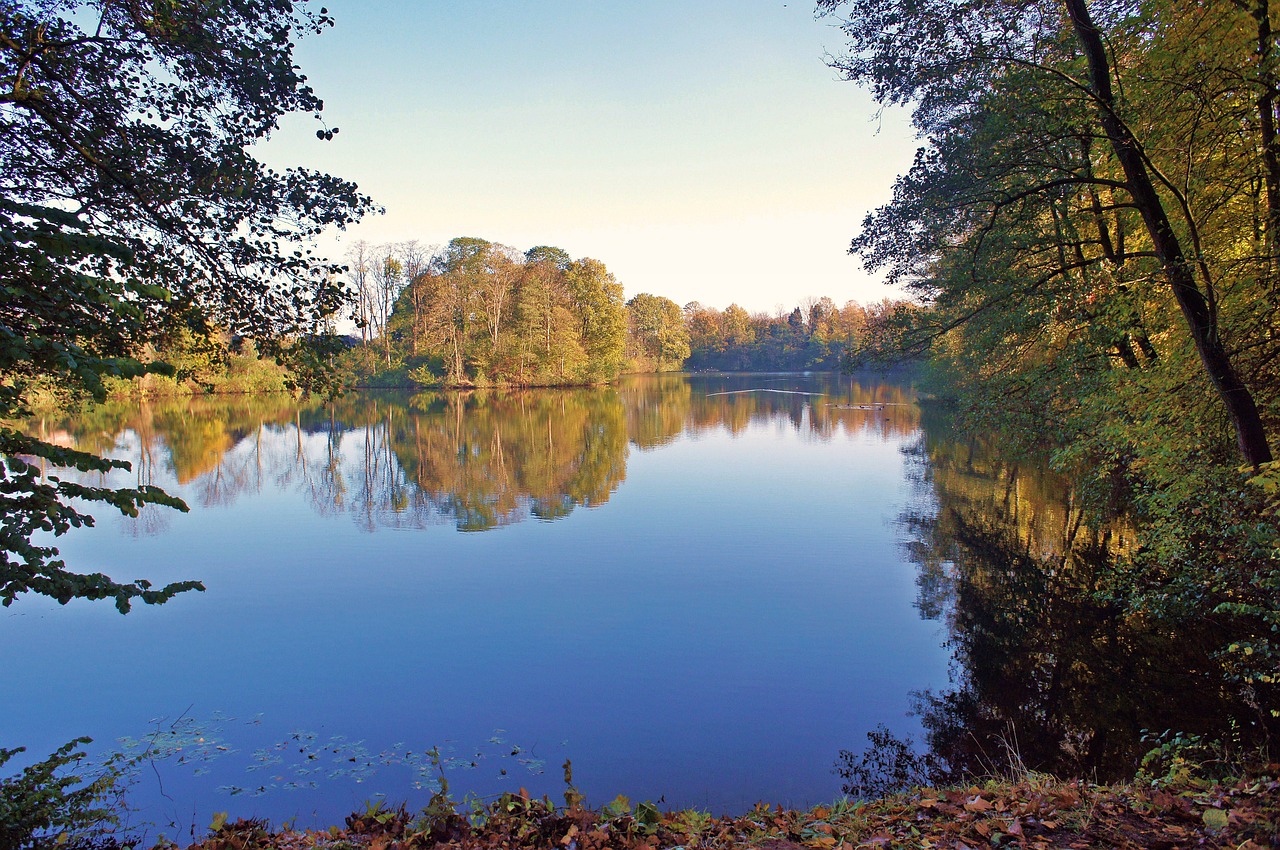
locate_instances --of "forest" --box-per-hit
[816,0,1280,766]
[331,236,906,386]
[343,238,628,387]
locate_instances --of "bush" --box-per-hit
[0,739,127,849]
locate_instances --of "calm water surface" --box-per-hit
[4,374,949,831]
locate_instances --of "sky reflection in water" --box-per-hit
[2,373,948,831]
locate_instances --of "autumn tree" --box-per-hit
[398,240,436,357]
[372,245,404,366]
[681,299,867,370]
[564,258,627,382]
[625,293,690,371]
[384,239,627,386]
[517,245,573,374]
[476,243,524,374]
[819,0,1279,467]
[684,302,726,360]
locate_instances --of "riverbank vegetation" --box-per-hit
[83,249,910,393]
[343,238,627,387]
[11,744,1277,849]
[682,298,896,371]
[818,0,1280,770]
[174,768,1280,850]
[334,235,910,387]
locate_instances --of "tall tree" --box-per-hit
[398,240,435,356]
[0,0,375,610]
[347,241,374,345]
[820,0,1280,467]
[371,244,404,366]
[626,293,690,371]
[564,258,627,382]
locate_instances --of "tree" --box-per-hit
[478,244,523,359]
[723,303,756,350]
[518,247,570,369]
[525,245,572,270]
[626,293,690,371]
[683,302,725,359]
[397,240,435,357]
[381,239,629,386]
[371,244,404,366]
[347,240,375,345]
[564,257,627,382]
[0,0,375,610]
[820,0,1279,468]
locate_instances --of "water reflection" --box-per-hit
[12,372,940,820]
[28,373,917,535]
[874,406,1271,785]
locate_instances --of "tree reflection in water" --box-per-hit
[26,377,1275,797]
[27,374,919,536]
[844,406,1274,793]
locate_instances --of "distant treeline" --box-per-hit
[340,236,912,386]
[682,298,907,371]
[85,237,914,398]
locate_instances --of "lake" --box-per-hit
[4,372,1256,840]
[5,373,947,834]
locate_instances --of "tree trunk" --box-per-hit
[1254,0,1280,251]
[1064,0,1274,466]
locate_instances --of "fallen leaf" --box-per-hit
[963,796,993,813]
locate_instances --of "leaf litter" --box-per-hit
[176,765,1279,850]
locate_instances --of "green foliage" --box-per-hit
[366,238,628,387]
[1135,723,1262,790]
[900,403,1280,784]
[100,333,298,399]
[0,738,127,849]
[821,0,1279,463]
[684,298,878,371]
[0,430,201,611]
[625,293,689,371]
[407,364,439,387]
[0,1,373,608]
[409,747,469,845]
[1123,467,1280,721]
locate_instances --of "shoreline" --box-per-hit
[162,770,1279,849]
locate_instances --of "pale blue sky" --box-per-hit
[264,0,916,313]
